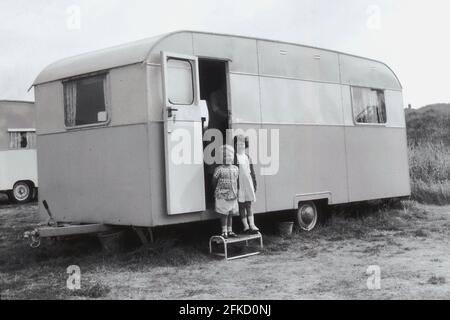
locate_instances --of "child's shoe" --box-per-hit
[228,231,238,238]
[248,216,259,234]
[221,232,228,239]
[249,226,260,234]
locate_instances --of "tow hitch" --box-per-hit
[24,200,113,248]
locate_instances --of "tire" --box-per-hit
[10,181,33,204]
[295,201,320,232]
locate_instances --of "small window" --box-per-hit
[166,58,194,105]
[64,74,108,127]
[9,130,36,150]
[351,87,386,124]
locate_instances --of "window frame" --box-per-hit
[8,129,37,150]
[62,71,111,130]
[166,57,195,106]
[350,86,388,127]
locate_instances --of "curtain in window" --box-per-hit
[9,132,19,149]
[352,87,385,124]
[365,90,379,123]
[376,91,386,123]
[26,132,36,149]
[103,75,108,118]
[8,132,36,149]
[64,81,77,126]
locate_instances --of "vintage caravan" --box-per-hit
[0,100,38,203]
[32,31,410,233]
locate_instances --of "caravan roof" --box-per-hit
[33,33,167,86]
[33,30,402,89]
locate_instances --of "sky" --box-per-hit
[0,0,449,108]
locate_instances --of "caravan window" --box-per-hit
[9,130,36,149]
[351,87,386,124]
[63,74,108,127]
[166,58,194,105]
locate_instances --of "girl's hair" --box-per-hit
[233,135,250,165]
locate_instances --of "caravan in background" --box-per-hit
[0,100,38,203]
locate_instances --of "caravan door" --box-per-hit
[161,52,206,215]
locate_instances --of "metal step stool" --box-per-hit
[209,232,263,261]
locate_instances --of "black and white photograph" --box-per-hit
[1,0,450,305]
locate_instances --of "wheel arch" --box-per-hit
[14,180,36,189]
[293,192,332,208]
[294,193,332,232]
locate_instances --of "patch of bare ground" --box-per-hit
[1,200,450,299]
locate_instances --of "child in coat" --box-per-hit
[212,145,239,239]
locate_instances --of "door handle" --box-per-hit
[167,107,178,118]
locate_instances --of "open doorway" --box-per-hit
[198,59,229,209]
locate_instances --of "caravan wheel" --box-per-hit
[295,202,318,232]
[11,181,33,204]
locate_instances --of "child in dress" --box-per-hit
[234,135,259,234]
[212,145,239,239]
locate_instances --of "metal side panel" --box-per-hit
[339,54,402,90]
[345,126,411,202]
[257,40,341,83]
[262,124,349,211]
[37,124,152,226]
[193,33,258,74]
[0,150,38,190]
[260,77,344,126]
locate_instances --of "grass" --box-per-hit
[1,200,429,300]
[408,143,450,205]
[261,199,429,256]
[3,198,448,299]
[406,104,450,205]
[69,282,111,299]
[427,276,446,286]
